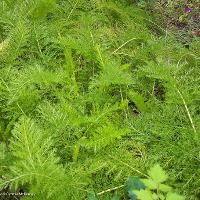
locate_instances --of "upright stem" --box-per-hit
[177,89,197,139]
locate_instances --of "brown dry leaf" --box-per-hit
[192,31,200,37]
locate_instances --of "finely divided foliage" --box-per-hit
[0,0,199,199]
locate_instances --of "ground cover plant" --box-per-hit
[0,0,199,199]
[89,164,185,200]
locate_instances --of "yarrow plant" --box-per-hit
[0,0,199,199]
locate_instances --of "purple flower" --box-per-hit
[184,5,192,13]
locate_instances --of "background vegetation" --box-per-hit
[0,0,199,199]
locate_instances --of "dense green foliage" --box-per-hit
[0,0,199,199]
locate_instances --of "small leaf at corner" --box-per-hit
[166,192,185,200]
[126,177,145,200]
[148,164,168,184]
[134,189,153,200]
[88,192,98,200]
